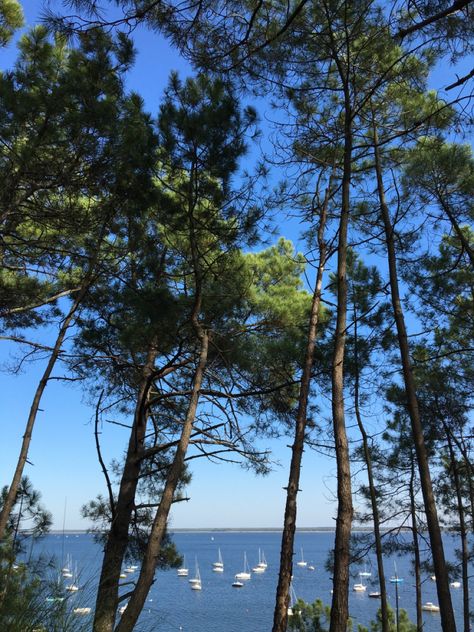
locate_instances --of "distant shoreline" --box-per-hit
[51,526,388,534]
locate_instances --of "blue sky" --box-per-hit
[0,0,338,531]
[2,0,470,533]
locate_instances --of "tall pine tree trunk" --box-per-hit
[272,178,331,632]
[372,123,456,632]
[409,460,423,631]
[353,312,389,632]
[329,102,353,632]
[445,426,470,632]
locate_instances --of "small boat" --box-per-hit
[119,604,127,615]
[430,575,436,581]
[307,564,315,571]
[190,559,202,590]
[232,580,244,587]
[235,552,251,580]
[124,566,135,574]
[389,576,404,583]
[177,555,189,577]
[212,548,224,572]
[353,582,367,592]
[119,573,127,579]
[73,607,91,615]
[422,602,440,612]
[296,547,307,567]
[450,581,461,588]
[46,596,65,603]
[369,592,381,598]
[359,564,372,578]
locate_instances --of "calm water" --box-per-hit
[30,531,468,631]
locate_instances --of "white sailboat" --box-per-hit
[235,552,251,580]
[296,547,307,567]
[359,564,372,578]
[288,583,298,616]
[252,548,266,573]
[353,581,367,592]
[62,554,73,578]
[65,563,80,592]
[177,555,189,576]
[212,548,224,572]
[190,560,202,591]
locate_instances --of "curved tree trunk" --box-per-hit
[272,178,331,632]
[0,281,92,542]
[372,124,456,632]
[116,331,209,632]
[93,343,159,632]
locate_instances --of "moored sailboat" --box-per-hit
[235,552,251,580]
[212,548,224,572]
[177,555,189,576]
[296,547,307,567]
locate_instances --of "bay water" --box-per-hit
[30,530,467,631]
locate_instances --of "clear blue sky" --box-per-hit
[3,0,469,533]
[0,0,338,531]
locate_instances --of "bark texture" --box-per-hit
[373,128,456,632]
[116,331,209,632]
[93,344,159,632]
[272,180,331,632]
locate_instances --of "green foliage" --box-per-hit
[288,598,352,632]
[0,547,91,632]
[0,477,51,552]
[0,25,153,331]
[358,605,417,632]
[0,0,23,47]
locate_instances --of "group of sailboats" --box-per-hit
[178,549,270,589]
[353,565,371,592]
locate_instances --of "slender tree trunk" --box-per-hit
[445,427,470,632]
[372,124,456,632]
[329,105,353,632]
[93,343,159,632]
[116,331,209,632]
[352,312,389,632]
[0,281,92,542]
[409,460,423,631]
[272,179,331,632]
